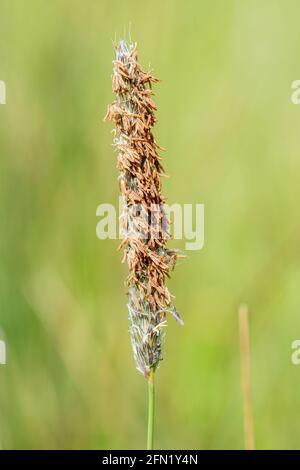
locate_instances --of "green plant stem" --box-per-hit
[147,367,155,450]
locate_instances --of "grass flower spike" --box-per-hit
[105,39,182,448]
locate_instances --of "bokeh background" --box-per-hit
[1,0,300,450]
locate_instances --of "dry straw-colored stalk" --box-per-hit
[105,39,182,381]
[239,304,255,450]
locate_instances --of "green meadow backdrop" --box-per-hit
[0,0,300,449]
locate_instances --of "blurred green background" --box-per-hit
[1,0,300,450]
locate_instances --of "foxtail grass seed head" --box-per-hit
[105,39,183,379]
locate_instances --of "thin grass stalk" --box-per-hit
[147,367,155,450]
[239,304,255,450]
